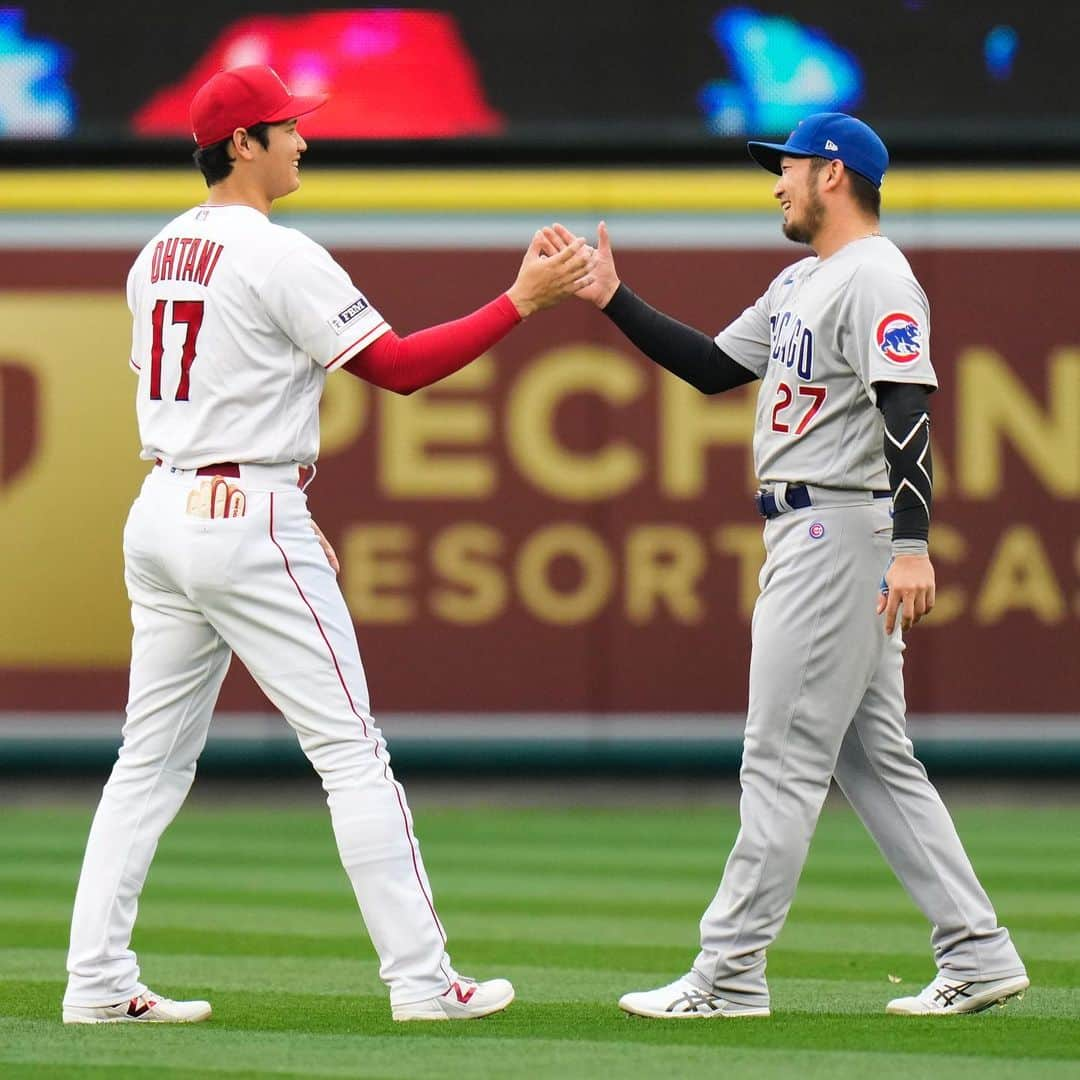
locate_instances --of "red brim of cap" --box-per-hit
[262,92,329,125]
[195,92,329,147]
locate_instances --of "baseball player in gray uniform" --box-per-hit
[559,112,1029,1017]
[62,65,590,1025]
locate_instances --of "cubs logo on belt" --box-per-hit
[875,312,922,364]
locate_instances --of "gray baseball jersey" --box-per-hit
[679,236,1024,1010]
[715,235,937,489]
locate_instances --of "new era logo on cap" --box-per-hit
[746,112,890,188]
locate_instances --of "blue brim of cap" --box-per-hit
[746,140,811,176]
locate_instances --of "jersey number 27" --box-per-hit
[149,299,204,401]
[771,380,827,435]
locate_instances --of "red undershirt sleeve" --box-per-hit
[342,292,521,393]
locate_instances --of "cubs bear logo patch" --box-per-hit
[875,312,922,364]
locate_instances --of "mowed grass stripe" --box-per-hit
[3,1019,1077,1080]
[3,807,1077,870]
[3,876,1076,933]
[0,842,747,878]
[1,1067,317,1080]
[5,805,1079,860]
[7,848,1078,896]
[1,897,1074,964]
[8,803,1078,849]
[3,867,1077,930]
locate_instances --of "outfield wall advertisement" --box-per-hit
[1,246,1077,717]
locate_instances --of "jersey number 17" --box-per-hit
[149,298,205,401]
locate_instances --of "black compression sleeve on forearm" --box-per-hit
[601,283,757,394]
[877,381,934,549]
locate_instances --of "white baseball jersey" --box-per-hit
[126,204,390,468]
[716,235,937,490]
[68,203,464,1014]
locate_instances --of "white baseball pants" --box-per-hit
[65,463,456,1008]
[690,495,1026,1007]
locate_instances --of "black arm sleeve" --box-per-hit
[601,283,758,394]
[877,381,934,549]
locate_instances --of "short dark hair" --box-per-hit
[193,121,272,187]
[808,155,881,218]
[847,169,882,218]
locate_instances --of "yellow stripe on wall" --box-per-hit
[2,168,1078,213]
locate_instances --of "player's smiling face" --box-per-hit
[775,155,825,246]
[257,119,308,201]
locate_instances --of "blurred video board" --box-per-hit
[2,3,1071,148]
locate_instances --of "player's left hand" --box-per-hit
[877,554,935,634]
[312,520,340,574]
[506,226,592,317]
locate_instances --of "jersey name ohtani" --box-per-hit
[769,310,814,380]
[150,237,225,287]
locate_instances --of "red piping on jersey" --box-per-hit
[267,494,451,973]
[343,292,520,393]
[328,320,388,368]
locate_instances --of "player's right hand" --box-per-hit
[547,221,620,309]
[877,553,935,634]
[506,227,592,317]
[311,520,340,574]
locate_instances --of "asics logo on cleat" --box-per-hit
[669,989,723,1013]
[932,982,973,1007]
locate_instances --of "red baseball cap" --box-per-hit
[190,65,328,148]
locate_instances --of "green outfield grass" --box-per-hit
[1,797,1077,1078]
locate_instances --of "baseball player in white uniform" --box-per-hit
[557,113,1029,1018]
[62,65,590,1025]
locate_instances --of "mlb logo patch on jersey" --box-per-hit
[875,312,922,364]
[329,295,371,335]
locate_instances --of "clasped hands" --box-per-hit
[506,222,620,317]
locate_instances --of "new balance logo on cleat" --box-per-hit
[62,989,211,1024]
[127,995,156,1017]
[392,976,514,1021]
[447,981,478,1004]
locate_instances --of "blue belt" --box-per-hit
[754,483,891,519]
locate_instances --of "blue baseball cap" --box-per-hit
[747,113,889,188]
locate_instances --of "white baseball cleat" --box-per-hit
[619,977,770,1018]
[886,974,1030,1016]
[391,977,515,1021]
[63,989,212,1024]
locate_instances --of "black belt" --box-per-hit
[755,484,891,519]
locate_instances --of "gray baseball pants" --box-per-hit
[690,493,1026,1008]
